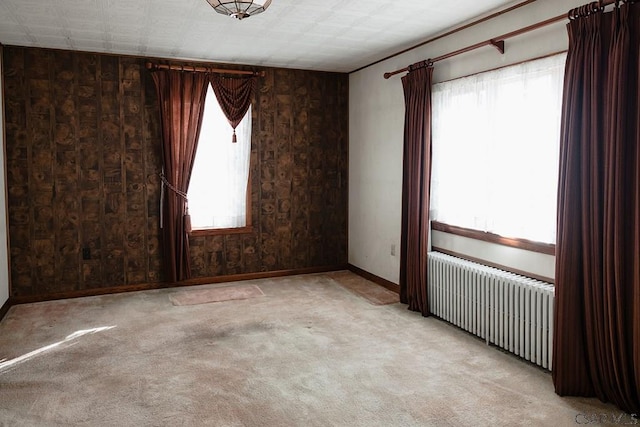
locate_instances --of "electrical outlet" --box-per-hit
[82,247,91,260]
[391,244,396,256]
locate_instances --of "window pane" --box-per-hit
[431,53,566,244]
[188,84,251,229]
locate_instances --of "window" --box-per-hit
[430,53,566,244]
[188,84,252,231]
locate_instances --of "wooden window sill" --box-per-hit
[431,221,555,256]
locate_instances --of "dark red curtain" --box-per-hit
[152,70,209,283]
[209,74,256,142]
[399,61,433,316]
[553,1,640,413]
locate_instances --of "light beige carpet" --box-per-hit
[169,284,264,306]
[0,272,623,426]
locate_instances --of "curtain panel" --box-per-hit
[209,75,256,142]
[553,2,640,413]
[399,62,433,316]
[151,70,209,283]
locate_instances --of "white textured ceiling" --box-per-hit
[0,0,515,73]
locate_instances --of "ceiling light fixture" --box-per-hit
[205,0,272,20]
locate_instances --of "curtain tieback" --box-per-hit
[159,172,191,232]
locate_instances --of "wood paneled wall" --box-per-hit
[2,47,348,298]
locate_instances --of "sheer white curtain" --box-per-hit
[430,53,566,244]
[188,84,251,229]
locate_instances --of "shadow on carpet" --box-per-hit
[327,271,399,305]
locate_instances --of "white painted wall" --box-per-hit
[0,47,10,307]
[349,0,585,284]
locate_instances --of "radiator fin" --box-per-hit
[427,252,555,370]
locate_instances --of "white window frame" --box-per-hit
[430,53,567,244]
[188,84,252,233]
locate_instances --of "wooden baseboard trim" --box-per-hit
[0,297,12,322]
[10,264,348,305]
[431,247,555,284]
[347,264,400,294]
